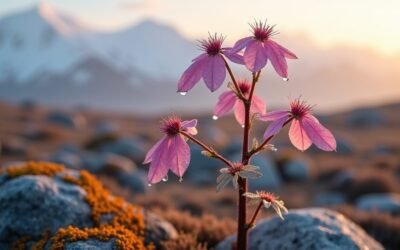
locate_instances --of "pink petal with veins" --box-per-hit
[302,115,336,151]
[234,100,246,126]
[143,135,166,164]
[258,110,289,121]
[202,55,226,92]
[263,116,290,139]
[264,41,288,78]
[250,95,267,116]
[148,137,171,184]
[230,36,253,54]
[169,135,191,177]
[269,40,298,59]
[214,91,237,117]
[177,56,206,92]
[289,119,312,151]
[244,41,268,72]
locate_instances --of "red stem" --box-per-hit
[223,57,245,101]
[236,72,259,250]
[181,131,232,168]
[248,201,263,228]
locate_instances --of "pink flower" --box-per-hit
[230,20,297,77]
[213,80,266,126]
[258,98,336,151]
[143,117,198,184]
[177,34,243,94]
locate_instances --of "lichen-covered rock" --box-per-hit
[216,208,384,250]
[0,162,177,249]
[356,193,400,214]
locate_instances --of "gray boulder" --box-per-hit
[46,111,86,129]
[64,238,117,250]
[216,208,383,250]
[314,192,347,206]
[356,193,400,214]
[0,174,93,245]
[283,158,311,182]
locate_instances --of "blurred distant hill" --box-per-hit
[0,3,399,114]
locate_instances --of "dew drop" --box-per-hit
[212,115,219,120]
[148,183,152,187]
[272,147,278,152]
[178,91,187,96]
[179,177,183,183]
[241,124,245,128]
[283,78,289,82]
[162,175,169,182]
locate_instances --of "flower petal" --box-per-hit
[169,135,191,178]
[289,119,312,151]
[258,110,289,121]
[264,41,288,78]
[223,51,244,64]
[177,56,206,92]
[230,36,253,54]
[234,100,246,126]
[243,41,268,72]
[302,115,337,151]
[202,55,226,92]
[214,91,237,118]
[216,173,232,192]
[263,116,291,139]
[143,136,166,164]
[250,95,266,116]
[148,137,171,184]
[269,40,298,59]
[243,192,260,199]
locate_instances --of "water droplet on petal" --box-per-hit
[212,115,219,120]
[148,183,152,187]
[162,175,169,182]
[272,147,278,152]
[179,177,183,183]
[178,91,187,96]
[241,124,245,128]
[283,78,289,82]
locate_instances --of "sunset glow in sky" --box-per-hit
[1,0,400,56]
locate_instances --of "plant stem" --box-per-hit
[237,72,259,250]
[248,201,263,228]
[223,57,245,101]
[180,131,232,168]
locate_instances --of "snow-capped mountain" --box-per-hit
[0,3,399,114]
[0,3,197,85]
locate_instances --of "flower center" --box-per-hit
[257,191,277,203]
[199,33,224,56]
[228,163,244,175]
[290,99,312,119]
[161,117,181,136]
[250,21,278,42]
[238,81,251,95]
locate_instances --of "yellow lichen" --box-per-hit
[6,162,65,178]
[7,162,152,250]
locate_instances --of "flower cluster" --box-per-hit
[143,19,336,248]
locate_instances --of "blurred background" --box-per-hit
[0,1,400,249]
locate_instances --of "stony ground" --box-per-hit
[0,100,399,249]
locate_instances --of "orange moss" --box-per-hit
[49,225,149,250]
[6,162,64,178]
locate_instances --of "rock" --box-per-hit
[1,137,27,156]
[22,124,51,141]
[95,121,119,135]
[100,154,137,175]
[185,145,221,185]
[64,239,117,250]
[314,192,347,206]
[80,152,105,172]
[216,208,384,250]
[0,162,177,248]
[336,138,354,155]
[346,108,385,128]
[116,170,148,194]
[46,111,86,129]
[282,158,311,182]
[329,170,354,190]
[50,151,82,169]
[97,138,145,162]
[0,174,93,244]
[356,193,400,214]
[373,145,395,156]
[247,155,282,190]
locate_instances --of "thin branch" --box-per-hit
[222,57,245,101]
[247,201,263,229]
[180,131,232,168]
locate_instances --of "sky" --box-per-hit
[1,0,400,56]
